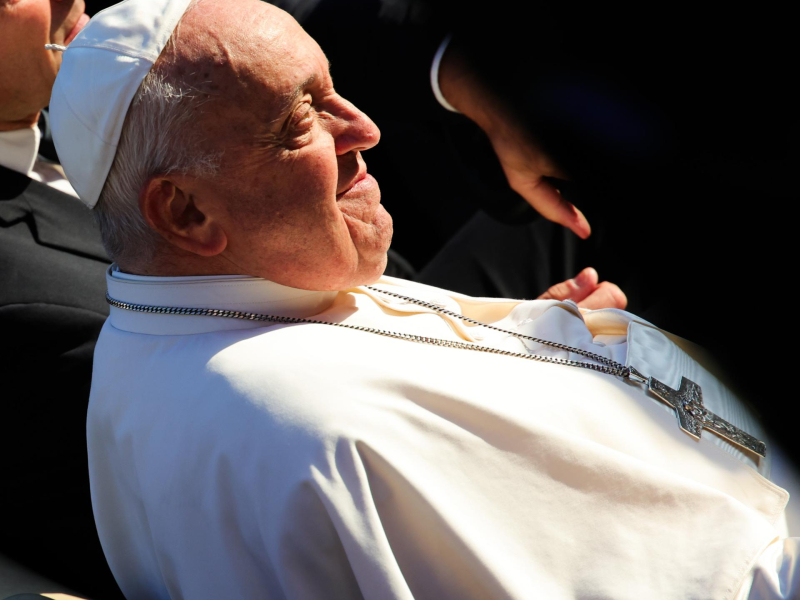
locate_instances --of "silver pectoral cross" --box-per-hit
[641,374,766,458]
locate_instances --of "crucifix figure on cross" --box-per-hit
[647,375,767,458]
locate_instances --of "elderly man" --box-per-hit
[49,0,798,598]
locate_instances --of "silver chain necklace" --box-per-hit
[106,284,766,457]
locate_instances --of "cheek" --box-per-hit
[218,135,350,270]
[267,149,345,241]
[222,155,344,248]
[11,2,52,43]
[286,158,338,202]
[0,4,55,81]
[243,137,340,206]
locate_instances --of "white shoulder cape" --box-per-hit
[88,272,797,599]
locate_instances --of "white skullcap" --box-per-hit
[50,0,194,209]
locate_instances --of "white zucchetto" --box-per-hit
[49,0,194,209]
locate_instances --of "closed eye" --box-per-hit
[291,102,314,130]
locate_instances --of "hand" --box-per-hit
[485,124,591,240]
[437,43,591,239]
[537,267,627,310]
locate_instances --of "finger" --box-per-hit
[577,281,628,310]
[538,267,599,302]
[507,175,591,239]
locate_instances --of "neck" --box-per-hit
[0,111,40,132]
[118,250,243,279]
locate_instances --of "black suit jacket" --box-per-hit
[0,165,123,599]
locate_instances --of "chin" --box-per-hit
[354,253,389,287]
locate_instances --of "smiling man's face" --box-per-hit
[0,0,89,128]
[172,0,393,290]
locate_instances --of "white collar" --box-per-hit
[107,266,339,335]
[0,125,79,197]
[0,126,40,176]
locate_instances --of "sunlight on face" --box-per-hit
[174,0,392,290]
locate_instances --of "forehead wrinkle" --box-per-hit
[166,0,333,139]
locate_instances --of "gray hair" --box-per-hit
[94,4,219,265]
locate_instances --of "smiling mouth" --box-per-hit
[336,169,368,199]
[337,173,379,201]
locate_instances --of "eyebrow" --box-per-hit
[279,60,333,113]
[289,74,317,105]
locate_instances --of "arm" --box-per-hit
[433,37,591,239]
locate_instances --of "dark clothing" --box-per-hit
[420,212,578,300]
[0,165,122,599]
[299,0,797,461]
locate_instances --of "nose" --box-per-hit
[332,96,381,156]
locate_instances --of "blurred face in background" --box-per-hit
[0,0,88,129]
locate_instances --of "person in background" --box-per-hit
[0,1,121,598]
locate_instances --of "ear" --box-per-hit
[139,176,227,257]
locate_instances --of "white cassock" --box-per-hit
[88,268,800,600]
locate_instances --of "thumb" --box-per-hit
[537,267,599,302]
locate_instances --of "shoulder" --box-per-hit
[88,325,384,501]
[1,166,109,313]
[1,165,107,260]
[92,323,370,430]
